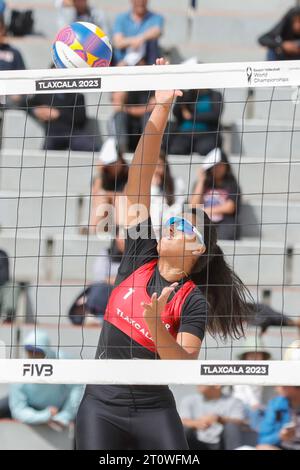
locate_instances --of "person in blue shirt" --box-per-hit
[0,330,83,427]
[257,386,300,450]
[112,0,164,65]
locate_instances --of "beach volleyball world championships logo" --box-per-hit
[246,66,253,84]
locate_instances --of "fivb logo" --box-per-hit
[23,363,53,377]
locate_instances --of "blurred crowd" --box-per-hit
[1,1,300,242]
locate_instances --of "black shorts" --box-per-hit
[75,384,188,450]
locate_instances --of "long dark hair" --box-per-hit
[159,151,175,207]
[203,151,237,193]
[187,208,251,339]
[101,152,129,192]
[282,7,300,39]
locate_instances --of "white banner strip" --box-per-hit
[1,61,300,95]
[0,359,300,385]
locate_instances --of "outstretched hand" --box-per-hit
[154,58,183,107]
[141,283,178,322]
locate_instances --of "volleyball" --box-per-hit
[52,21,112,69]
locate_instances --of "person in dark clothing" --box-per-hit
[69,227,125,326]
[246,302,300,335]
[27,92,97,151]
[75,58,251,450]
[168,88,223,156]
[258,7,300,61]
[111,53,155,153]
[112,89,155,152]
[0,16,25,71]
[89,138,129,233]
[189,148,240,240]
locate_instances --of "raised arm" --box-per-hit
[124,58,182,227]
[189,168,206,206]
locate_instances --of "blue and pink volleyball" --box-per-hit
[52,21,112,69]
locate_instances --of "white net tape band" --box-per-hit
[1,60,300,95]
[0,360,299,385]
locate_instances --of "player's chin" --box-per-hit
[157,236,183,256]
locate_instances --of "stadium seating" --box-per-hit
[1,320,298,361]
[231,119,300,158]
[0,420,73,450]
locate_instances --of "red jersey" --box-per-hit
[104,260,196,352]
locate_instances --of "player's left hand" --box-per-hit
[141,283,178,321]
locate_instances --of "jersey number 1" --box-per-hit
[123,288,135,300]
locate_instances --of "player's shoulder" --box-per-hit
[183,284,208,310]
[189,283,207,301]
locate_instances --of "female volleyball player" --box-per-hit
[76,58,250,450]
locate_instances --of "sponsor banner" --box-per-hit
[2,360,300,385]
[201,363,269,376]
[35,78,101,91]
[245,65,290,86]
[22,363,53,377]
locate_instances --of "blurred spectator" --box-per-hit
[179,385,246,450]
[89,138,129,234]
[257,386,300,450]
[233,336,271,433]
[112,0,164,65]
[189,148,241,240]
[111,52,155,153]
[27,91,98,151]
[69,227,125,326]
[93,226,125,284]
[190,0,197,9]
[0,2,5,16]
[89,138,185,237]
[0,330,83,427]
[257,342,300,450]
[56,0,109,33]
[284,340,300,361]
[168,88,223,156]
[246,302,300,335]
[55,0,73,12]
[0,16,25,71]
[150,150,186,235]
[258,7,300,61]
[0,250,33,323]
